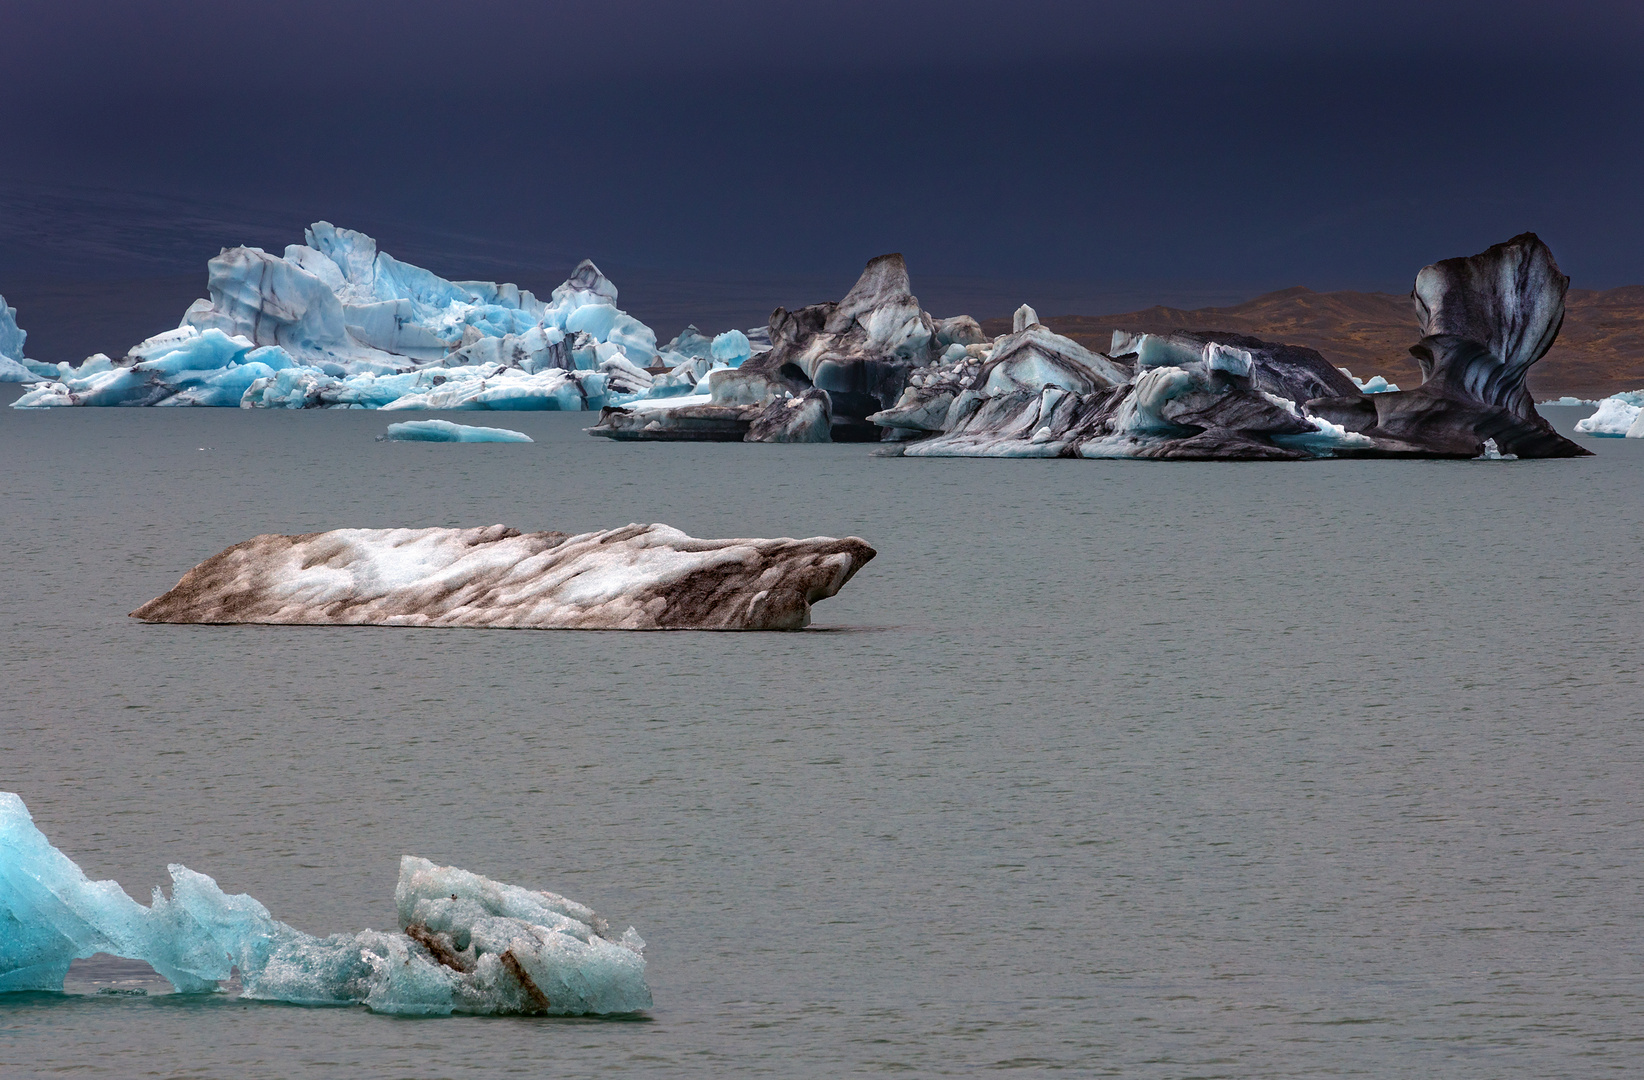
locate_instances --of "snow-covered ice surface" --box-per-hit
[379,420,532,443]
[131,523,876,631]
[8,224,690,411]
[0,791,650,1016]
[1573,390,1644,437]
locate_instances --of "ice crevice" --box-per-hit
[0,792,651,1016]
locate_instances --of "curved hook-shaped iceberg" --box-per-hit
[0,793,651,1015]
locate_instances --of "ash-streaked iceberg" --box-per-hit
[132,523,876,631]
[11,223,682,411]
[589,252,980,443]
[0,791,650,1015]
[379,419,533,443]
[1572,390,1644,437]
[873,233,1588,460]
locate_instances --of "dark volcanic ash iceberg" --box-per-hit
[592,233,1586,459]
[588,252,988,443]
[132,523,876,631]
[867,234,1585,460]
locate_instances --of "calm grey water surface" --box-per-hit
[0,399,1640,1078]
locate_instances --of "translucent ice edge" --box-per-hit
[0,792,650,1016]
[1338,368,1400,393]
[379,419,533,443]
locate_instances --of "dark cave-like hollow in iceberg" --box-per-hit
[131,523,876,631]
[874,232,1588,460]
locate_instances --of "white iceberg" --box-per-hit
[1573,390,1644,437]
[379,419,533,443]
[0,791,650,1015]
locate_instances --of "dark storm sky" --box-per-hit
[2,0,1642,300]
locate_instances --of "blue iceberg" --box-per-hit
[0,295,61,382]
[380,419,533,443]
[0,792,650,1015]
[9,224,691,412]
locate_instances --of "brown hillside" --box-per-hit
[981,286,1644,400]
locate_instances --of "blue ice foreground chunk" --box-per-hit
[380,419,533,443]
[0,792,650,1015]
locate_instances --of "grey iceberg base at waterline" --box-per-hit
[0,792,650,1016]
[131,523,876,630]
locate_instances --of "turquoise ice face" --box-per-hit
[0,793,650,1015]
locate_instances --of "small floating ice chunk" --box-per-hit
[1339,368,1400,393]
[380,419,533,443]
[1573,390,1644,437]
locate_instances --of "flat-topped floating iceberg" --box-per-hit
[131,523,876,631]
[379,419,533,443]
[1572,390,1644,437]
[0,792,650,1015]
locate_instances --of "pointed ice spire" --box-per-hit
[555,259,619,304]
[1013,304,1040,333]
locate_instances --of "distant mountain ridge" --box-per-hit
[982,286,1644,400]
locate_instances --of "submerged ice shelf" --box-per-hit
[0,792,650,1015]
[131,523,876,631]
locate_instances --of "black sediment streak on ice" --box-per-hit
[131,523,876,631]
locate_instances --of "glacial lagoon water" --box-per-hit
[0,397,1640,1077]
